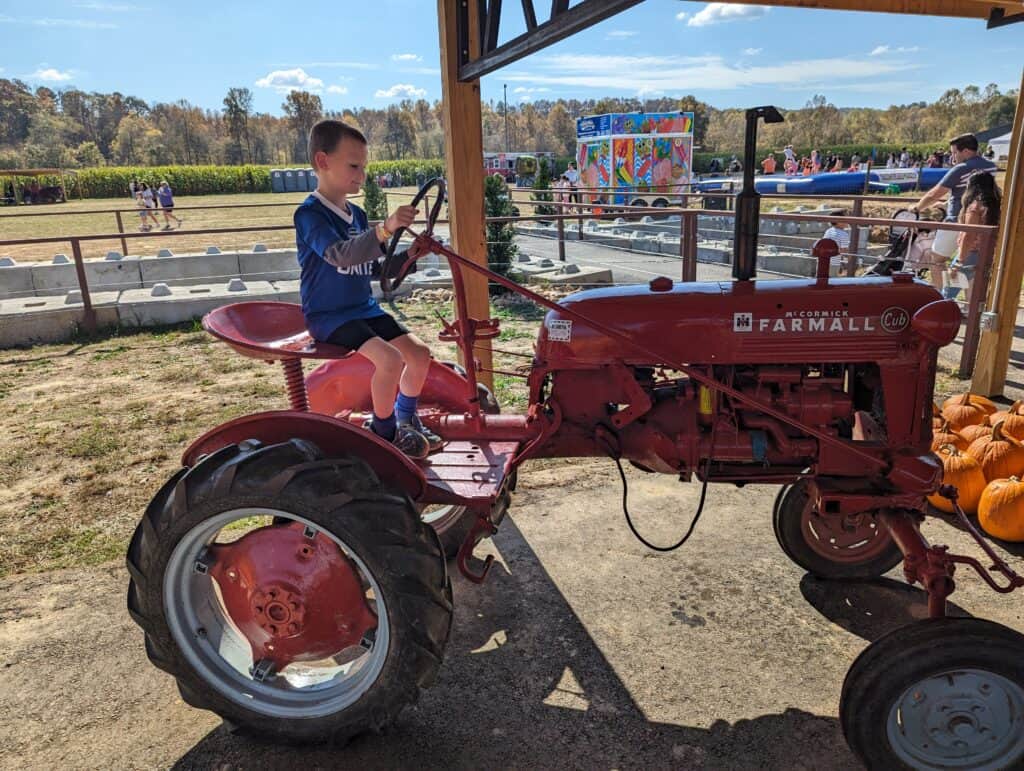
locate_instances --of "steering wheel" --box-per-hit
[380,177,446,293]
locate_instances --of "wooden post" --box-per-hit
[70,238,97,332]
[959,230,997,378]
[115,210,128,257]
[969,69,1024,395]
[438,0,493,389]
[557,215,566,262]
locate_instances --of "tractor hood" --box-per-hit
[536,276,948,366]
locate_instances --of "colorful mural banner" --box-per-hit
[634,137,653,186]
[614,138,635,187]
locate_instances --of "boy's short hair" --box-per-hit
[308,120,367,165]
[949,133,979,153]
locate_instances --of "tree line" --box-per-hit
[0,78,1016,170]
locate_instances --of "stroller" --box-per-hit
[863,209,935,278]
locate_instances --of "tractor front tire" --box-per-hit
[773,480,903,580]
[841,618,1024,769]
[126,438,452,744]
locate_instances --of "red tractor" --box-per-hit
[126,109,1024,769]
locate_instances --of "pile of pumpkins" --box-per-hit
[929,392,1024,542]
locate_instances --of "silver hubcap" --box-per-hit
[888,668,1024,769]
[420,504,466,533]
[162,508,390,719]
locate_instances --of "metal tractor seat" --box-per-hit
[203,301,353,411]
[202,301,354,362]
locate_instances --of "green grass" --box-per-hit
[67,421,122,459]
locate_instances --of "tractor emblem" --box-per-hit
[880,307,910,334]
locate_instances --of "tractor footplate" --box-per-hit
[420,440,519,505]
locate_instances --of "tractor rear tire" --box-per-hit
[840,618,1024,769]
[773,480,903,580]
[125,438,452,744]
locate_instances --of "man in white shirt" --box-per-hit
[823,221,851,271]
[564,161,580,209]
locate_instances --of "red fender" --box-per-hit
[180,410,426,499]
[306,357,477,417]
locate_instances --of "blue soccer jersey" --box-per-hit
[294,192,386,340]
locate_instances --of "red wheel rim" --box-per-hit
[799,498,894,564]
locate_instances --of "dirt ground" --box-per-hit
[1,293,1023,769]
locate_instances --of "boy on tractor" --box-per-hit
[295,119,443,459]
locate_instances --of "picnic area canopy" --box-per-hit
[435,0,1023,395]
[0,168,80,202]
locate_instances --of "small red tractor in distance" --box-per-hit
[127,107,1024,769]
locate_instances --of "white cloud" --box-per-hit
[687,3,769,27]
[374,83,426,99]
[870,44,921,56]
[327,84,348,94]
[255,68,324,93]
[675,11,688,20]
[31,67,73,82]
[513,86,550,93]
[28,17,117,28]
[391,53,422,62]
[505,52,919,94]
[606,29,638,38]
[743,47,763,56]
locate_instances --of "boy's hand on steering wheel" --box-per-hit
[385,205,418,234]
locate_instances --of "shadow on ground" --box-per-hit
[172,518,860,770]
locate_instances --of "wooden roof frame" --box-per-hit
[438,0,1024,395]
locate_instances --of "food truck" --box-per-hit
[575,111,694,206]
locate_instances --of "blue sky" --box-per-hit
[2,1,1021,114]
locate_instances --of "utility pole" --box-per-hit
[503,83,510,153]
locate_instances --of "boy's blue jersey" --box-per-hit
[294,195,384,340]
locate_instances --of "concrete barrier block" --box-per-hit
[408,268,453,288]
[205,246,222,255]
[138,252,242,288]
[271,280,301,303]
[238,248,299,282]
[0,263,35,298]
[509,258,561,280]
[30,257,143,296]
[252,243,268,252]
[531,263,613,287]
[157,248,174,258]
[0,256,13,267]
[118,280,278,327]
[52,254,71,264]
[0,294,120,347]
[658,237,682,255]
[105,251,123,261]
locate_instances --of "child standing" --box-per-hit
[295,119,441,460]
[157,181,183,230]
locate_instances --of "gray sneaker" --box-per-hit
[399,415,444,453]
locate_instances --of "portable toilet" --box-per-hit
[307,168,318,191]
[270,169,285,193]
[295,168,308,192]
[284,169,298,193]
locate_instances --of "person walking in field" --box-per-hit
[135,190,157,232]
[138,182,161,230]
[157,181,183,230]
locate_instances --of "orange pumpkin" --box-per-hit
[990,400,1024,439]
[928,444,987,515]
[932,402,944,429]
[942,392,998,416]
[959,423,992,445]
[941,392,989,431]
[931,421,969,452]
[978,476,1024,542]
[967,421,1024,482]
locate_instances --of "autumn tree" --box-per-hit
[283,90,323,162]
[223,87,254,164]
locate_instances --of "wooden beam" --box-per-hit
[521,0,538,29]
[459,0,642,81]
[485,0,502,53]
[969,66,1024,395]
[439,0,494,389]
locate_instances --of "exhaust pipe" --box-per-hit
[733,105,784,282]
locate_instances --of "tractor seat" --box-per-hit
[202,301,354,361]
